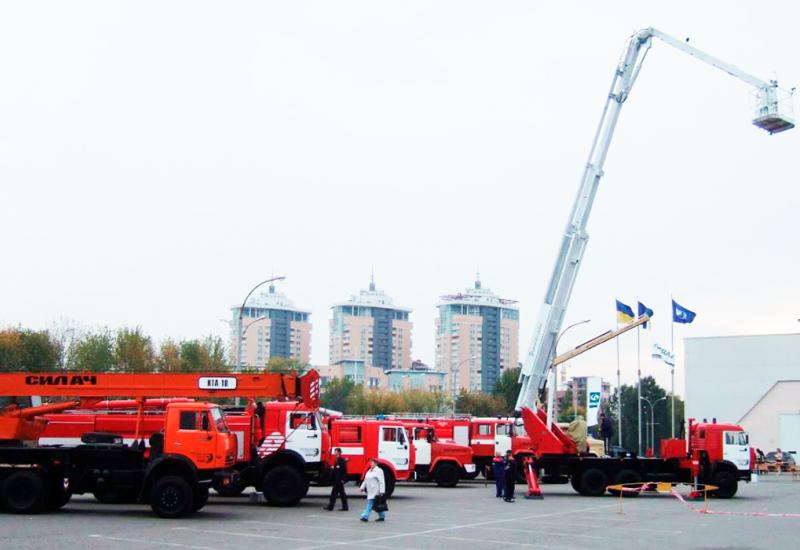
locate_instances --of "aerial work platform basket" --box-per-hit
[750,85,795,133]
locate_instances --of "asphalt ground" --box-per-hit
[2,475,799,550]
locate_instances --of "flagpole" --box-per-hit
[637,320,642,456]
[671,296,675,438]
[616,320,622,447]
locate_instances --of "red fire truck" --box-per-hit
[326,417,414,496]
[401,421,474,487]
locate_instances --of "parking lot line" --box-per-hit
[241,520,408,536]
[291,502,620,550]
[172,527,326,545]
[89,535,226,550]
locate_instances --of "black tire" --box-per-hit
[190,493,209,513]
[380,466,396,498]
[47,489,72,510]
[710,471,738,499]
[93,488,138,504]
[608,469,641,497]
[1,471,47,514]
[462,469,479,480]
[212,476,247,497]
[151,476,194,519]
[579,468,608,497]
[433,463,460,488]
[570,474,582,494]
[261,465,307,507]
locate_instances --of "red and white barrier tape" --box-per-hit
[670,488,800,518]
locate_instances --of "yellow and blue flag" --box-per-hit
[638,301,654,328]
[616,300,634,323]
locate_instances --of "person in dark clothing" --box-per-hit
[599,413,614,456]
[324,448,349,511]
[491,451,505,498]
[503,450,516,502]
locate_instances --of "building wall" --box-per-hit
[329,284,413,370]
[738,381,800,452]
[316,362,387,390]
[436,281,520,394]
[685,334,800,425]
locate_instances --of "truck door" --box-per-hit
[379,426,409,471]
[413,427,431,467]
[167,409,217,468]
[723,431,751,470]
[285,411,322,462]
[495,422,512,456]
[472,422,495,458]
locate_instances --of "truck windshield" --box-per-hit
[210,407,229,433]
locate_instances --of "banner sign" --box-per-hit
[586,376,602,426]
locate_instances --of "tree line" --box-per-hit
[0,324,303,374]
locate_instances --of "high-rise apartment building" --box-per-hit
[230,284,312,367]
[329,281,413,370]
[436,278,519,394]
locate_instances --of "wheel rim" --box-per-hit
[159,486,181,511]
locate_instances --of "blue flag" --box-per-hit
[638,301,654,329]
[672,300,696,324]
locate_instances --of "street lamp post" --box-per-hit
[547,319,590,430]
[237,277,285,374]
[451,355,477,416]
[640,396,667,455]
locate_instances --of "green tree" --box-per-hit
[0,328,62,372]
[606,376,684,454]
[67,329,115,372]
[157,338,183,372]
[265,357,306,375]
[491,367,521,412]
[114,326,155,372]
[455,390,507,417]
[179,336,228,372]
[321,377,356,412]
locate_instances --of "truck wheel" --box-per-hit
[433,463,460,488]
[579,468,608,497]
[151,476,194,519]
[190,494,209,513]
[608,470,641,497]
[380,466,396,497]
[570,474,582,494]
[261,465,306,507]
[47,489,73,510]
[710,471,738,499]
[1,471,47,514]
[212,477,247,497]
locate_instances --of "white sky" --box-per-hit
[2,1,798,400]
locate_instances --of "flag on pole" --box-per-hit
[652,342,675,368]
[638,301,654,329]
[672,300,696,324]
[616,300,634,323]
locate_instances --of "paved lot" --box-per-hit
[2,476,799,550]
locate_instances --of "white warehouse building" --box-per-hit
[685,333,800,455]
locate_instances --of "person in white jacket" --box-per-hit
[359,458,386,522]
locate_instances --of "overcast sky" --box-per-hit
[1,1,798,399]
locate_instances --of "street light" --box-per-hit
[451,355,477,416]
[237,277,285,374]
[640,395,667,454]
[547,319,590,430]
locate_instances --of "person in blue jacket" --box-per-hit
[491,451,505,498]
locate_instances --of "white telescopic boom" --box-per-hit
[516,28,793,411]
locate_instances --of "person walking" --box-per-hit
[359,458,386,522]
[599,413,614,456]
[503,450,516,502]
[492,451,505,498]
[323,448,349,511]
